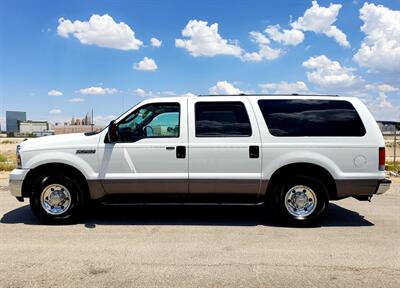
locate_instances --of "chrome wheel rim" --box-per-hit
[284,185,317,219]
[40,184,71,215]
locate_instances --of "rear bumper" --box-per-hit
[9,169,29,197]
[376,179,391,195]
[335,178,391,199]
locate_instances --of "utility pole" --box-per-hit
[394,123,397,170]
[91,109,94,132]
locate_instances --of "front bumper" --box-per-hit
[9,169,29,197]
[376,179,391,195]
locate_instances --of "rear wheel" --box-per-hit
[273,175,329,225]
[30,173,85,224]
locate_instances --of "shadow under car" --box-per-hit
[1,202,374,228]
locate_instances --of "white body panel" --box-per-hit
[246,96,385,181]
[10,95,386,199]
[97,98,188,179]
[187,96,262,193]
[19,132,100,179]
[96,97,189,194]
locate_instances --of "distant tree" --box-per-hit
[396,122,400,131]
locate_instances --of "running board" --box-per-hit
[100,202,265,206]
[97,193,264,206]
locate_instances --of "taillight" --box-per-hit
[379,147,385,171]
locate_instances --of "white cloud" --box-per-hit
[175,19,284,62]
[48,89,63,96]
[301,54,399,120]
[209,81,242,95]
[133,57,158,71]
[175,20,242,57]
[302,55,362,88]
[376,92,395,109]
[242,46,282,62]
[133,88,177,97]
[353,3,400,73]
[265,25,304,46]
[41,28,52,33]
[180,92,196,97]
[79,86,118,95]
[366,83,399,93]
[150,37,162,48]
[365,89,399,121]
[93,115,116,126]
[133,88,151,97]
[69,98,85,103]
[242,31,282,62]
[49,109,62,114]
[249,31,270,45]
[377,84,399,93]
[291,1,350,47]
[161,91,176,96]
[259,81,309,94]
[57,14,143,50]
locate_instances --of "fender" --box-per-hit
[24,151,98,180]
[262,150,341,180]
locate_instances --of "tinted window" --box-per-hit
[117,103,180,142]
[195,102,252,137]
[258,99,366,137]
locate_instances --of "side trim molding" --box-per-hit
[190,179,261,194]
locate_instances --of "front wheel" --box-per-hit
[273,175,329,225]
[30,174,85,224]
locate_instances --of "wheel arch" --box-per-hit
[265,162,337,200]
[22,163,89,198]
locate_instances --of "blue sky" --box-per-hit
[0,0,399,128]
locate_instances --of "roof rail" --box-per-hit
[197,93,339,97]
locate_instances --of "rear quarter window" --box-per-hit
[258,99,366,137]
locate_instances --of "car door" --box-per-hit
[98,98,188,194]
[188,97,262,195]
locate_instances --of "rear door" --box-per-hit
[188,97,262,195]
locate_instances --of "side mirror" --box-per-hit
[107,120,118,143]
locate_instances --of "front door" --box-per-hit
[98,98,188,194]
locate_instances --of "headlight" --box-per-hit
[16,145,22,169]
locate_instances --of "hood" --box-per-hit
[19,132,102,152]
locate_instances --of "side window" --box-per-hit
[195,101,252,137]
[117,103,180,142]
[258,99,366,137]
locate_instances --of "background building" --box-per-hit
[51,123,104,134]
[377,121,399,134]
[19,120,49,135]
[50,110,102,134]
[6,111,26,133]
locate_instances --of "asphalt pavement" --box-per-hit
[0,174,399,287]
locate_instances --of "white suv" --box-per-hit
[9,94,391,224]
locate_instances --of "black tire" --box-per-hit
[29,173,85,224]
[272,175,329,226]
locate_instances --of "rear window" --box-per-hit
[258,99,366,137]
[195,101,252,137]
